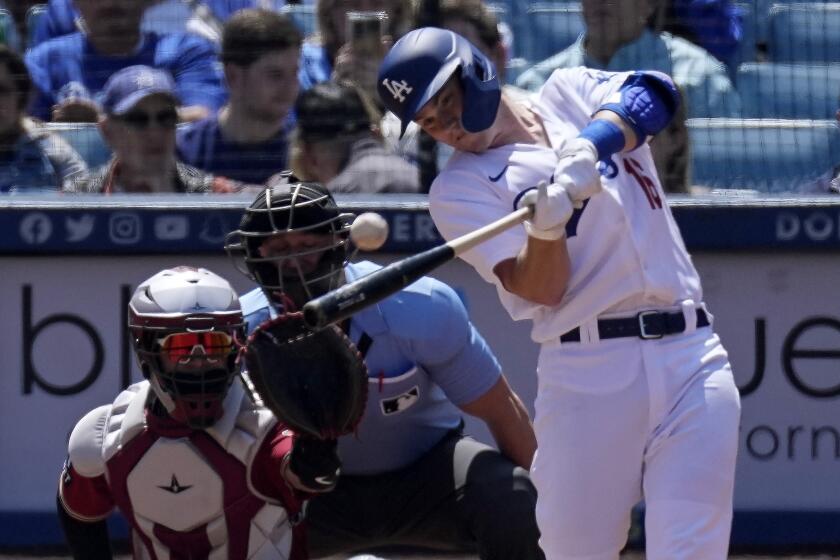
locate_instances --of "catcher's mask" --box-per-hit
[128,266,245,429]
[225,178,353,310]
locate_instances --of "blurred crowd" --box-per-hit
[0,0,837,195]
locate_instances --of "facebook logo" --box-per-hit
[20,213,53,245]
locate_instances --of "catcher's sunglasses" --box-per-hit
[157,331,235,364]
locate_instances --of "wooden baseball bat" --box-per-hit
[302,206,533,329]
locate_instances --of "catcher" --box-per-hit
[56,266,359,559]
[225,179,545,559]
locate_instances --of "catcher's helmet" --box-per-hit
[225,178,353,310]
[128,266,245,429]
[377,26,501,138]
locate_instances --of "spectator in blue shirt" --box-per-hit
[26,0,77,49]
[177,9,299,184]
[0,46,86,193]
[27,0,78,48]
[0,0,35,52]
[516,0,741,118]
[29,0,266,48]
[663,0,745,68]
[24,0,226,123]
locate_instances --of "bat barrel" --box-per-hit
[303,205,533,330]
[303,244,456,329]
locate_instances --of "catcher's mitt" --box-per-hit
[244,312,368,439]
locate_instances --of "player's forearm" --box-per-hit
[460,377,537,469]
[486,398,537,470]
[56,494,113,560]
[590,110,638,152]
[494,237,571,305]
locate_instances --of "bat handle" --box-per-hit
[448,205,533,256]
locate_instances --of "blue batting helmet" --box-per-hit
[377,27,501,138]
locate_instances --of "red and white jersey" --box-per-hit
[59,380,308,560]
[429,67,703,343]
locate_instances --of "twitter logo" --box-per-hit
[65,215,95,242]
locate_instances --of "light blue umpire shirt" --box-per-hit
[240,260,503,475]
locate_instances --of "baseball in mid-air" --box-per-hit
[350,212,389,251]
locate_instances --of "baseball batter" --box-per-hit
[378,28,741,559]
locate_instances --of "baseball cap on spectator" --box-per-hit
[100,65,180,116]
[295,81,377,142]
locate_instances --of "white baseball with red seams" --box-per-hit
[350,212,389,251]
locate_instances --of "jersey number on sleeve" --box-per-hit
[623,158,663,210]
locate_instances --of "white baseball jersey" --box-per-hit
[429,67,703,343]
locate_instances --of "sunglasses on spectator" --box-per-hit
[117,108,178,130]
[157,331,235,364]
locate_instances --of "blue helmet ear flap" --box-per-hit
[459,43,501,133]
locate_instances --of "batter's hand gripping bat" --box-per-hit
[303,205,534,330]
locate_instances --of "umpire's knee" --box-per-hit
[461,460,545,560]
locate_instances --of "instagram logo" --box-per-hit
[109,213,142,244]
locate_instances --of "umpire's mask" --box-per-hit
[226,179,353,311]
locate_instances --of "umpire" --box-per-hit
[226,178,545,559]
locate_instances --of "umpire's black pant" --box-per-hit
[304,429,545,560]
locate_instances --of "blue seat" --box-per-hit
[767,3,840,62]
[485,1,525,84]
[0,8,16,50]
[279,4,316,38]
[736,62,840,119]
[517,3,584,63]
[489,0,524,23]
[687,118,840,192]
[753,0,836,43]
[487,1,510,23]
[730,2,758,68]
[488,0,514,47]
[25,4,48,49]
[45,123,112,169]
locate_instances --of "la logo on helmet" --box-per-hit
[382,79,413,102]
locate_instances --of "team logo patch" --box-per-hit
[382,79,413,103]
[158,474,193,494]
[380,386,420,415]
[135,71,156,88]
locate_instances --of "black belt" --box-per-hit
[559,309,710,343]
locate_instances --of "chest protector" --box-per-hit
[100,381,295,560]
